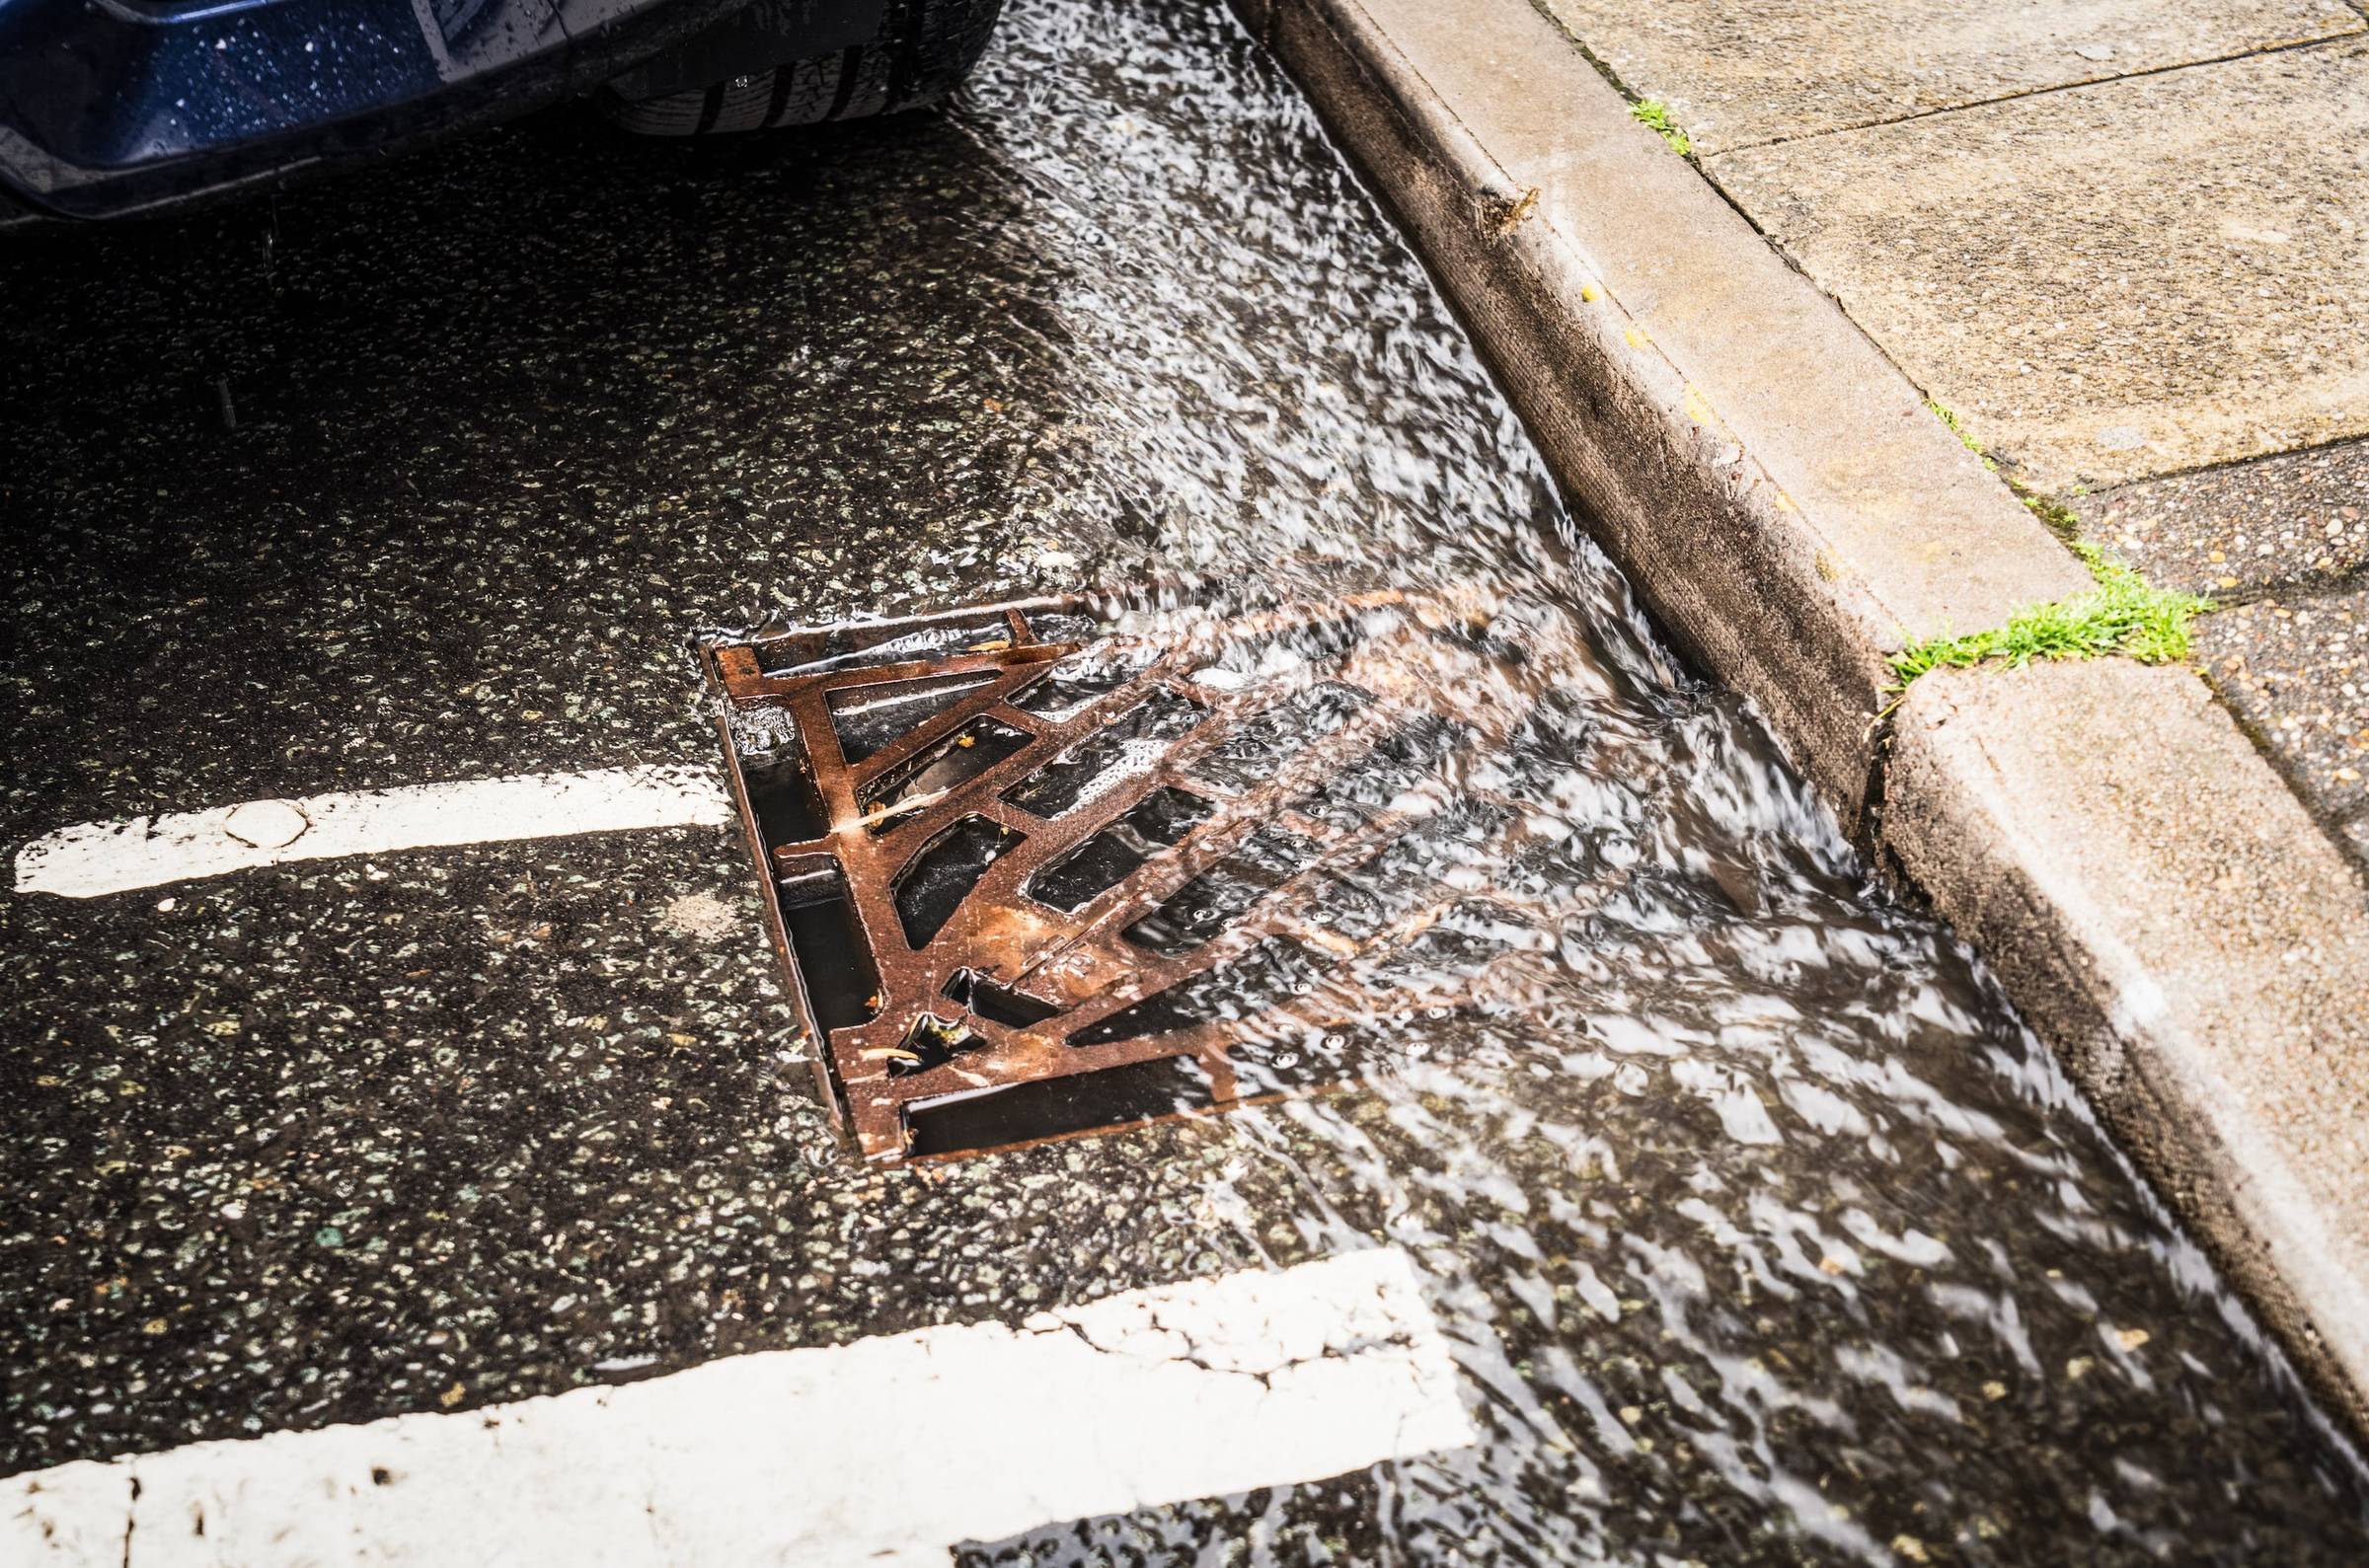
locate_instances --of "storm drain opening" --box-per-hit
[705,589,1604,1163]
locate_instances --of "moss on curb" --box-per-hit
[1628,100,1692,156]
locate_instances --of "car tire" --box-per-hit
[600,0,1003,135]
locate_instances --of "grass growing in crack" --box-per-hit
[1882,396,2215,700]
[1926,399,1988,464]
[2021,490,2082,543]
[1629,100,1692,156]
[1889,543,2211,687]
[1925,398,2084,542]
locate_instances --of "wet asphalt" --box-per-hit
[0,0,1411,1507]
[2,5,1145,1468]
[7,1,2369,1562]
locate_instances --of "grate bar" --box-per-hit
[706,590,1572,1161]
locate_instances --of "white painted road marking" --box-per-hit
[1,1249,1472,1567]
[10,765,734,899]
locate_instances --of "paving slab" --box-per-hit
[1537,0,2364,156]
[1710,39,2369,494]
[2090,437,2369,599]
[2196,583,2369,831]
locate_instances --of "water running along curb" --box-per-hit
[1884,663,2369,1435]
[1226,0,2369,1435]
[1230,0,2088,832]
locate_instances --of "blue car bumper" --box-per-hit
[0,0,801,219]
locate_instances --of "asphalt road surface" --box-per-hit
[6,1,2368,1562]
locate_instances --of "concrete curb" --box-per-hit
[1229,0,2369,1432]
[1230,0,2086,829]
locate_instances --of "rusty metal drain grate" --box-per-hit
[705,589,1583,1161]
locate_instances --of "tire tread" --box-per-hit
[601,0,1003,137]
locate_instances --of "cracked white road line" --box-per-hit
[11,765,733,899]
[2,1249,1472,1567]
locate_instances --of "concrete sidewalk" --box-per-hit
[1230,0,2369,1441]
[1545,0,2369,854]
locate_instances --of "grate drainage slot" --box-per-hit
[1027,786,1214,914]
[944,969,1062,1028]
[829,671,1002,764]
[879,1015,989,1078]
[905,1055,1217,1158]
[862,716,1034,833]
[776,867,881,1032]
[894,817,1025,948]
[1121,827,1323,957]
[741,746,830,848]
[759,612,1017,678]
[1003,688,1205,818]
[1069,936,1330,1047]
[1009,644,1159,716]
[706,590,1599,1163]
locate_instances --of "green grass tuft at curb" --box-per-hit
[1886,401,2213,693]
[1889,542,2212,688]
[1628,100,1691,157]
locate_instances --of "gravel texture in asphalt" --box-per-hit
[6,1,2369,1560]
[2096,437,2369,601]
[2194,586,2369,835]
[2090,439,2369,849]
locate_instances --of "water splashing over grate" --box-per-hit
[708,585,1617,1161]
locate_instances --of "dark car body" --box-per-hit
[0,0,886,220]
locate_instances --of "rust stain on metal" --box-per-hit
[704,591,1561,1162]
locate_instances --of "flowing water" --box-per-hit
[4,0,2366,1559]
[915,0,2369,1560]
